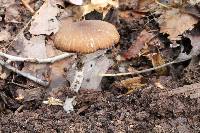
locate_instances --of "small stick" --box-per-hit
[21,0,35,14]
[0,60,49,86]
[0,52,75,63]
[99,61,175,77]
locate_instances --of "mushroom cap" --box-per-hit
[54,20,120,53]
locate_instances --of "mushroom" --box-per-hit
[53,20,120,91]
[54,20,119,53]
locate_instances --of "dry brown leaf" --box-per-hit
[29,0,60,35]
[0,30,11,42]
[123,30,154,59]
[120,77,145,93]
[46,43,75,90]
[4,4,20,23]
[138,0,157,12]
[159,8,198,40]
[75,0,118,19]
[148,52,168,75]
[0,0,15,8]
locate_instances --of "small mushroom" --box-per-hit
[53,20,120,91]
[54,20,119,53]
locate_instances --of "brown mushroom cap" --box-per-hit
[54,20,120,53]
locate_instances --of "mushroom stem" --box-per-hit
[69,56,84,92]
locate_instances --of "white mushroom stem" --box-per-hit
[0,60,49,86]
[0,52,75,63]
[69,63,84,92]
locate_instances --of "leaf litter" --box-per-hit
[2,0,200,132]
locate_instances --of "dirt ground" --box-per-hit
[1,0,200,132]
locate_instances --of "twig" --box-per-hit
[99,61,175,77]
[21,0,35,14]
[0,52,75,63]
[0,60,49,86]
[99,54,193,77]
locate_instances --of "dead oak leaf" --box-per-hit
[159,8,198,40]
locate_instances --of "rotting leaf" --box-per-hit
[123,30,154,59]
[159,8,198,40]
[119,76,145,93]
[148,52,168,75]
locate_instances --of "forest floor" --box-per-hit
[1,0,200,132]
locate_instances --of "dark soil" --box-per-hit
[1,1,200,133]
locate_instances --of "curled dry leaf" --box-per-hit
[78,0,119,19]
[29,0,60,35]
[123,30,154,59]
[159,8,198,40]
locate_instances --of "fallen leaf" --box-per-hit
[11,35,50,81]
[29,0,60,35]
[80,0,118,18]
[138,0,157,12]
[159,8,198,40]
[4,4,21,23]
[148,52,168,75]
[0,30,11,42]
[0,0,15,8]
[123,30,154,59]
[120,76,145,93]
